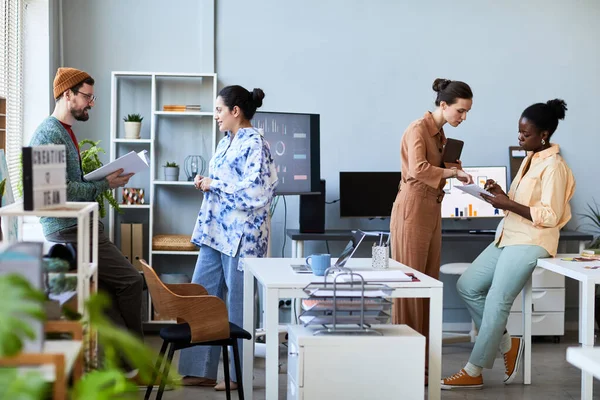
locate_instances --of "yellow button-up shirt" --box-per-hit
[496,144,575,256]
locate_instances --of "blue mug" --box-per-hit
[306,254,331,276]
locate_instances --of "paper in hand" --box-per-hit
[455,184,495,201]
[84,150,149,181]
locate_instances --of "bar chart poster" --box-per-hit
[252,113,312,194]
[441,166,507,218]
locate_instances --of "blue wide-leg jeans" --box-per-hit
[178,244,244,381]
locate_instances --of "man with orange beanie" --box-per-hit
[29,68,144,371]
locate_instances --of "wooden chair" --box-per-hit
[140,260,251,400]
[0,320,84,400]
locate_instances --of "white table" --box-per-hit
[242,258,444,400]
[523,255,600,399]
[567,347,600,381]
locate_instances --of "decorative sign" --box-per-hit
[22,145,67,210]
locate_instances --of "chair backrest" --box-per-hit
[139,260,177,320]
[139,260,231,343]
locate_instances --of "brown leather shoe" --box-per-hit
[504,337,524,384]
[181,376,217,387]
[214,380,238,391]
[441,369,483,390]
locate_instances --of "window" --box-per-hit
[0,0,24,199]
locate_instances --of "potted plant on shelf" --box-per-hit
[123,113,143,139]
[580,199,600,250]
[163,162,179,181]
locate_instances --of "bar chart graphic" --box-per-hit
[442,166,506,218]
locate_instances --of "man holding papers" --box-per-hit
[29,68,144,377]
[442,99,575,390]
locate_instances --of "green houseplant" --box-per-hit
[123,114,143,140]
[163,161,179,181]
[0,273,178,400]
[80,140,122,218]
[0,274,48,400]
[580,199,600,249]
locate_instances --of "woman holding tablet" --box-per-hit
[390,78,474,383]
[441,99,575,390]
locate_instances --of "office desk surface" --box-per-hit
[286,229,592,242]
[567,347,600,381]
[247,257,443,289]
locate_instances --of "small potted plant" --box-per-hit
[123,113,143,139]
[164,161,179,181]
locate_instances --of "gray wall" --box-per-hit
[59,0,214,145]
[215,0,599,326]
[57,0,600,326]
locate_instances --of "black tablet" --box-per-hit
[443,138,464,164]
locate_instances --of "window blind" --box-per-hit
[0,0,24,199]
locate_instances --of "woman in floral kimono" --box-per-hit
[179,85,278,390]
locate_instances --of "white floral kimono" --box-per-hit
[191,127,278,270]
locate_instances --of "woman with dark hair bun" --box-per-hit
[178,85,278,391]
[442,99,575,390]
[390,78,474,384]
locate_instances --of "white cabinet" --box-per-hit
[507,267,565,338]
[287,324,425,400]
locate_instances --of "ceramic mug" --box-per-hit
[305,253,331,276]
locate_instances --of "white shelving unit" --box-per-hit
[108,71,217,323]
[0,201,99,315]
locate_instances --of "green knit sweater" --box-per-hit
[29,116,109,235]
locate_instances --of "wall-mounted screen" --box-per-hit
[339,172,402,218]
[442,166,507,218]
[252,112,321,195]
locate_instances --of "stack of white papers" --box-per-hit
[340,270,413,282]
[455,184,495,200]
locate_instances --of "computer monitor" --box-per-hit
[252,111,321,195]
[339,172,402,218]
[442,166,507,218]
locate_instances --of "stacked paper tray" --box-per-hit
[299,310,391,326]
[302,298,392,312]
[301,278,393,331]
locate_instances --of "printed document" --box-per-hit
[455,184,495,200]
[84,150,150,181]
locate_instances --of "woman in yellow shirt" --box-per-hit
[441,99,575,390]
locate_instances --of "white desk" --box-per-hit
[242,258,444,400]
[523,255,600,400]
[567,347,600,381]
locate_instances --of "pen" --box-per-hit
[379,233,383,247]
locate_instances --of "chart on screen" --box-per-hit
[441,166,507,218]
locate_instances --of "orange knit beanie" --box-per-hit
[53,67,92,99]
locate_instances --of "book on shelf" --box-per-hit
[162,105,202,112]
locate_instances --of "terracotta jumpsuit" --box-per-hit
[390,111,447,369]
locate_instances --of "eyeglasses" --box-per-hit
[73,90,96,103]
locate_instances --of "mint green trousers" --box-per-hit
[457,242,549,368]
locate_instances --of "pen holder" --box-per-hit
[371,245,389,269]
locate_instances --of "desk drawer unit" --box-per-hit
[505,267,565,338]
[506,312,565,336]
[287,324,425,400]
[511,289,565,312]
[531,267,565,288]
